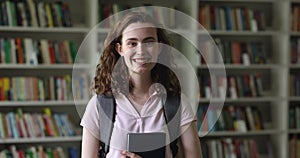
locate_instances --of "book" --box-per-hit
[228,76,238,99]
[231,42,241,64]
[224,6,233,30]
[68,147,78,158]
[44,108,58,136]
[7,39,15,64]
[252,107,264,130]
[53,41,62,63]
[46,148,54,158]
[16,108,27,138]
[208,140,217,158]
[0,113,5,138]
[48,40,55,64]
[26,0,38,26]
[289,135,296,158]
[61,2,72,27]
[24,38,37,65]
[60,114,75,136]
[1,2,9,26]
[3,39,11,64]
[10,145,18,158]
[4,112,12,138]
[56,147,66,158]
[16,2,28,26]
[23,113,35,137]
[246,106,256,131]
[40,39,51,64]
[69,41,77,62]
[15,38,25,64]
[50,3,58,27]
[58,41,67,63]
[31,113,42,137]
[45,3,54,27]
[5,1,13,26]
[37,2,47,27]
[63,40,72,64]
[234,107,247,132]
[36,113,46,137]
[8,112,19,138]
[127,132,166,158]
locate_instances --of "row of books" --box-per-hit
[0,108,80,139]
[201,38,267,65]
[198,74,263,99]
[199,5,266,31]
[0,75,89,101]
[0,0,72,27]
[197,105,264,132]
[0,38,77,64]
[291,5,300,32]
[201,138,273,158]
[290,73,300,96]
[0,145,78,158]
[198,75,226,99]
[289,105,300,129]
[290,38,300,64]
[289,134,300,158]
[99,3,177,28]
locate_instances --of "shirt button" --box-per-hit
[156,88,160,93]
[137,118,142,125]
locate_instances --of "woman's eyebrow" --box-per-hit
[143,37,157,41]
[125,38,138,41]
[125,37,157,42]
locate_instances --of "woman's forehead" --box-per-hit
[122,22,157,34]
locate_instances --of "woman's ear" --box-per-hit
[115,43,123,56]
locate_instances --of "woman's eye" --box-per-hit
[144,41,155,47]
[127,42,137,48]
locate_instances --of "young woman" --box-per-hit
[80,11,202,158]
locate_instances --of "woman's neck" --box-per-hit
[130,72,152,96]
[128,73,152,112]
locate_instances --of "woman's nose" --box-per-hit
[136,43,145,54]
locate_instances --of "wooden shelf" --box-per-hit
[0,136,82,144]
[199,96,283,103]
[0,100,87,106]
[0,26,89,33]
[199,129,281,137]
[197,64,280,70]
[198,30,278,36]
[0,64,90,70]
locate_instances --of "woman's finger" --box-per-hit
[121,150,142,158]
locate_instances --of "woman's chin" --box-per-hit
[131,63,155,73]
[130,67,152,75]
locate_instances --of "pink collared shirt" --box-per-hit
[80,89,196,158]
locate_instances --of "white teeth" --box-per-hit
[134,58,149,63]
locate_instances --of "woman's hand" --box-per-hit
[121,150,142,158]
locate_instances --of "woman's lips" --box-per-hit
[133,58,151,64]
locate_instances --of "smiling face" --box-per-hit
[116,22,161,75]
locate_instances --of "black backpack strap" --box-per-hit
[97,93,180,157]
[163,92,181,157]
[97,95,116,158]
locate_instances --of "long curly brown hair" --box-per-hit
[93,11,180,96]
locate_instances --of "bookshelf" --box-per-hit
[90,0,286,157]
[0,0,93,157]
[0,0,296,157]
[289,1,300,158]
[194,0,288,157]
